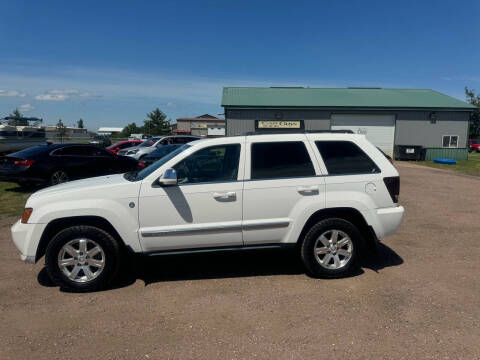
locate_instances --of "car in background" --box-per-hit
[107,140,143,155]
[0,143,139,187]
[140,144,184,168]
[118,135,200,160]
[89,135,112,148]
[468,139,480,153]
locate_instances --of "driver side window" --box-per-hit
[173,144,240,185]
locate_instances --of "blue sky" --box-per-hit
[0,0,479,130]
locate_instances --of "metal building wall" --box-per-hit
[394,111,469,148]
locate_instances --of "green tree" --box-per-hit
[56,119,67,142]
[120,122,142,138]
[465,87,480,137]
[8,108,28,126]
[143,108,171,136]
[77,118,84,129]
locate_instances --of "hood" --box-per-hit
[30,174,129,199]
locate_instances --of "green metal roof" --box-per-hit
[221,87,475,110]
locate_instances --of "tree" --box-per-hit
[465,87,480,137]
[143,108,171,136]
[77,118,84,129]
[56,119,67,142]
[7,108,28,126]
[120,122,142,138]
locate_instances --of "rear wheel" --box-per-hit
[45,226,121,292]
[300,218,362,278]
[50,169,69,185]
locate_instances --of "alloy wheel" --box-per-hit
[57,238,106,283]
[314,230,353,270]
[51,170,68,185]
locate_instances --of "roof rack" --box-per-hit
[245,130,355,136]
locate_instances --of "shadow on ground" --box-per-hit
[37,243,403,292]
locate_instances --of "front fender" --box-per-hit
[30,198,142,252]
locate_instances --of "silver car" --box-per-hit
[118,135,200,160]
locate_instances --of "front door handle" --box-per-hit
[297,186,319,194]
[213,191,236,200]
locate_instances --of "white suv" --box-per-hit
[11,133,404,292]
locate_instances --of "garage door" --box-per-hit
[331,114,395,156]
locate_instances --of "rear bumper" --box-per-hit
[362,205,404,239]
[11,220,47,263]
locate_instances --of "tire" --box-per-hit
[45,226,122,292]
[300,218,363,278]
[50,169,69,186]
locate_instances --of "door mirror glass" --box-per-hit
[159,168,177,186]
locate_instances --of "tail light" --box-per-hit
[383,176,400,203]
[14,159,35,167]
[138,161,146,168]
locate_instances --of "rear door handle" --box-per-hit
[213,191,236,200]
[297,186,319,194]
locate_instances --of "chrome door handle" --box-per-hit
[297,186,319,194]
[213,191,236,200]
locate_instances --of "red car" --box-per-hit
[468,139,480,153]
[107,140,143,155]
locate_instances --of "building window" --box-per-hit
[315,141,380,175]
[251,142,315,179]
[442,135,458,148]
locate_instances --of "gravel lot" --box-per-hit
[1,162,479,359]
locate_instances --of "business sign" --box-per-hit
[256,120,302,129]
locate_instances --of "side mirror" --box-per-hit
[159,168,177,186]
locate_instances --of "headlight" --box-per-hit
[127,149,139,154]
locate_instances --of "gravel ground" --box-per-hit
[1,162,479,360]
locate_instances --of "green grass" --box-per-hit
[416,152,480,176]
[0,182,33,218]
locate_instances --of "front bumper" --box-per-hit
[11,220,47,263]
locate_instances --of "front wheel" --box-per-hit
[300,218,362,278]
[45,226,122,292]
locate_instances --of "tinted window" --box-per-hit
[251,142,315,180]
[55,146,84,156]
[316,141,380,175]
[173,137,192,144]
[174,144,240,184]
[83,146,111,156]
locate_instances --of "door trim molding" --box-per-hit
[141,220,290,237]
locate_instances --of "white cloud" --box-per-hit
[35,89,90,101]
[0,89,26,97]
[19,103,34,112]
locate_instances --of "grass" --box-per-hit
[416,152,480,176]
[0,182,33,218]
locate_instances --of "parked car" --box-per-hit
[140,144,184,167]
[107,140,143,155]
[11,133,404,292]
[468,139,480,153]
[0,143,139,187]
[118,135,200,160]
[89,135,111,148]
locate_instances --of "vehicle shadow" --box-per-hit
[37,242,404,292]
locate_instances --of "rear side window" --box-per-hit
[251,142,315,179]
[316,141,380,175]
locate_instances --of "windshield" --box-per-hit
[140,138,159,147]
[125,144,191,181]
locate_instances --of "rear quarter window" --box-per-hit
[315,141,380,175]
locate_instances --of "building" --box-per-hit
[45,125,88,139]
[97,127,124,136]
[222,87,475,159]
[174,114,225,137]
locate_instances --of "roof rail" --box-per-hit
[245,130,355,136]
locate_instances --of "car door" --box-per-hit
[84,146,119,175]
[51,145,95,180]
[242,135,325,245]
[138,139,245,252]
